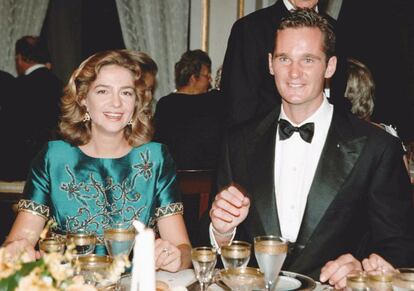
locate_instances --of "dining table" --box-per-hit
[118,269,332,291]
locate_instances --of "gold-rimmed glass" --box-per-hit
[104,223,136,257]
[366,269,394,291]
[74,254,113,287]
[66,229,96,257]
[220,267,265,291]
[38,237,65,255]
[393,268,414,291]
[346,270,369,291]
[254,235,288,291]
[221,240,251,270]
[191,246,217,291]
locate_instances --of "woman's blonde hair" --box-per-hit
[59,50,158,147]
[345,58,375,121]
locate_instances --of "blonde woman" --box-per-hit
[4,50,191,272]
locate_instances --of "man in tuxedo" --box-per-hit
[208,9,413,289]
[11,36,63,179]
[221,0,349,127]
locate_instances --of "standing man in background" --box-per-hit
[10,36,63,180]
[221,0,349,127]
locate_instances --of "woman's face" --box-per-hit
[82,64,136,139]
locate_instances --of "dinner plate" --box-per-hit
[215,270,316,291]
[278,271,316,291]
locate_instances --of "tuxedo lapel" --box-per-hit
[244,108,282,238]
[292,110,368,263]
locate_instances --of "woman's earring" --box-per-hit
[83,112,91,122]
[127,119,133,126]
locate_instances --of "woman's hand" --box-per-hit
[154,238,182,272]
[2,238,40,261]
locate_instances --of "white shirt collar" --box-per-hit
[282,0,319,12]
[279,95,332,129]
[25,64,47,75]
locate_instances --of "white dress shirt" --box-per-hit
[283,0,319,12]
[24,64,46,75]
[275,97,333,242]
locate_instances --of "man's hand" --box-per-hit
[320,253,362,289]
[362,253,395,272]
[210,185,250,234]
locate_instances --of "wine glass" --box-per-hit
[254,235,288,291]
[221,240,251,270]
[346,270,369,291]
[393,268,414,291]
[74,254,113,286]
[366,269,394,291]
[38,237,65,254]
[66,229,96,257]
[191,246,217,291]
[104,222,136,257]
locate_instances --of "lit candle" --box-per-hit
[130,221,156,291]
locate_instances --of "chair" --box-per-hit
[0,181,25,244]
[176,169,215,245]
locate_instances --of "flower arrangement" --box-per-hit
[0,221,130,291]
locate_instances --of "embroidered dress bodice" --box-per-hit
[18,140,182,253]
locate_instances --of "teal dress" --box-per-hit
[17,140,183,254]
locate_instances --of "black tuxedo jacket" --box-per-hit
[220,1,349,127]
[11,67,63,179]
[216,105,414,279]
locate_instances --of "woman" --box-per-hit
[4,50,191,272]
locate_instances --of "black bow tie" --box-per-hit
[278,119,315,143]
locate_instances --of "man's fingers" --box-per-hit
[210,207,235,223]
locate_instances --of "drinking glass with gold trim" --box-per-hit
[254,235,288,291]
[66,229,96,257]
[191,246,217,291]
[221,240,251,270]
[104,222,136,257]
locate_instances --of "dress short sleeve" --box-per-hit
[17,144,51,219]
[154,145,183,220]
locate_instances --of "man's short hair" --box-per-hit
[15,36,50,64]
[174,49,211,89]
[272,8,336,61]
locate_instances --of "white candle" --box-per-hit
[130,221,156,291]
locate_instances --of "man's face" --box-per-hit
[289,0,318,8]
[268,27,336,115]
[194,64,211,93]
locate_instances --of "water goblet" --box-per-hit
[38,236,65,255]
[74,254,113,286]
[67,229,96,257]
[254,235,288,291]
[191,246,217,291]
[104,222,136,257]
[393,268,414,291]
[221,240,251,270]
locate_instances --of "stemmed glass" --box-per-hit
[66,229,96,257]
[191,246,217,291]
[38,236,65,255]
[221,240,251,270]
[254,235,288,291]
[103,222,136,257]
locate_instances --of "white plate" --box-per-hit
[275,275,302,290]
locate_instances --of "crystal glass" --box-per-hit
[346,270,369,291]
[393,268,414,291]
[254,235,288,291]
[104,223,136,257]
[38,237,65,254]
[221,240,251,270]
[66,229,96,257]
[191,246,217,291]
[366,269,394,291]
[74,254,113,286]
[220,267,265,291]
